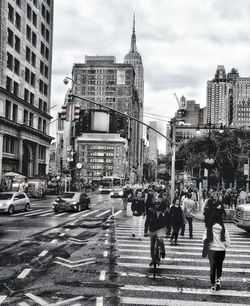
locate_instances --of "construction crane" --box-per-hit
[173,93,187,111]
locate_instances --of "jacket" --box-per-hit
[203,223,230,251]
[131,198,145,216]
[183,198,195,218]
[169,205,184,226]
[147,208,169,232]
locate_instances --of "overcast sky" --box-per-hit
[51,0,250,153]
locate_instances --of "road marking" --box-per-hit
[122,284,250,298]
[18,302,30,306]
[113,209,122,217]
[121,297,247,306]
[99,270,106,281]
[96,210,110,217]
[39,212,54,217]
[25,293,47,305]
[59,233,65,237]
[51,239,58,244]
[16,209,43,216]
[65,228,70,232]
[56,212,68,217]
[17,268,32,279]
[118,262,250,273]
[56,256,95,264]
[24,210,50,217]
[5,229,19,232]
[103,251,108,257]
[38,250,48,257]
[0,296,7,304]
[54,260,95,268]
[96,296,103,306]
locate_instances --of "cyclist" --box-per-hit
[145,199,169,266]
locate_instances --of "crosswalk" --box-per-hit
[115,217,250,305]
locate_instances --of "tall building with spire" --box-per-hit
[124,14,144,181]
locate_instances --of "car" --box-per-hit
[110,188,124,198]
[0,192,30,215]
[52,192,91,213]
[234,203,250,233]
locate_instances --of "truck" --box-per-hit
[234,203,250,233]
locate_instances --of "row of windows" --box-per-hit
[26,46,36,67]
[41,2,51,25]
[40,42,50,60]
[7,52,20,75]
[39,79,48,96]
[24,88,35,105]
[27,3,37,27]
[3,136,16,154]
[25,68,36,87]
[26,25,37,47]
[5,100,47,132]
[41,22,50,43]
[8,3,21,31]
[6,77,19,96]
[88,152,114,157]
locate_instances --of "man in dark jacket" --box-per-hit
[131,191,145,239]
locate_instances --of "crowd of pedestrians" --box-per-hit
[121,183,240,292]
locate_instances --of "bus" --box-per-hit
[98,176,124,193]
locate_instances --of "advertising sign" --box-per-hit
[117,70,125,85]
[91,111,110,132]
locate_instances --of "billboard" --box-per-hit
[91,111,110,132]
[117,70,125,85]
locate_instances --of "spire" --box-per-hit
[130,13,137,52]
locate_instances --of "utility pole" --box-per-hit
[170,119,176,205]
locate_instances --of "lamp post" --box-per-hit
[239,154,249,194]
[63,76,176,203]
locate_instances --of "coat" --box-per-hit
[169,205,184,227]
[131,198,145,216]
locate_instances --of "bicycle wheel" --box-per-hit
[153,239,160,278]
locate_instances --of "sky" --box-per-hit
[50,0,250,153]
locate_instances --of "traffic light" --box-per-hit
[61,105,67,120]
[73,104,81,121]
[67,92,73,103]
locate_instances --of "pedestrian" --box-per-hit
[182,192,196,238]
[131,191,145,239]
[203,194,216,228]
[144,186,155,236]
[238,188,247,205]
[145,200,168,265]
[169,198,184,245]
[203,209,230,292]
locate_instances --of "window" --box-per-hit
[41,23,45,37]
[15,12,21,30]
[42,4,46,18]
[14,58,20,75]
[26,47,31,62]
[45,47,49,60]
[44,83,48,96]
[25,68,30,83]
[24,88,29,102]
[12,104,18,122]
[44,65,48,78]
[43,102,47,112]
[39,99,43,110]
[29,112,34,127]
[46,0,51,7]
[3,136,16,154]
[39,80,43,92]
[40,61,44,74]
[26,25,31,41]
[31,52,36,67]
[7,52,13,70]
[40,42,45,56]
[39,146,46,159]
[8,4,14,23]
[32,32,37,47]
[33,0,37,8]
[13,81,19,96]
[42,120,46,133]
[30,92,34,105]
[30,72,35,87]
[32,12,37,27]
[6,77,12,92]
[38,117,42,130]
[23,110,28,124]
[46,11,50,24]
[16,0,21,8]
[14,35,20,53]
[27,3,31,20]
[46,29,50,42]
[5,100,11,119]
[7,28,14,46]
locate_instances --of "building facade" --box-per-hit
[0,0,54,180]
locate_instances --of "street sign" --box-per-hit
[244,164,249,176]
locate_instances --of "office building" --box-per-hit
[0,0,54,179]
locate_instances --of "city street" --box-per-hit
[0,193,250,305]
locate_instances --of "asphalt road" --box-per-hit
[0,194,250,305]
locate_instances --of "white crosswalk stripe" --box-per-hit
[115,218,250,305]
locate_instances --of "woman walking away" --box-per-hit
[169,199,184,246]
[203,209,230,292]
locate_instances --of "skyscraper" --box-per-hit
[0,0,54,179]
[124,14,144,180]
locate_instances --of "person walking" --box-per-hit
[144,187,155,237]
[169,199,184,246]
[131,191,145,240]
[182,192,196,238]
[203,209,230,292]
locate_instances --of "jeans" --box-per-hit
[171,225,181,243]
[184,217,193,238]
[132,215,143,238]
[208,250,226,285]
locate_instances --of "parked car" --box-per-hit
[0,192,30,215]
[110,187,124,198]
[53,192,91,213]
[234,203,250,233]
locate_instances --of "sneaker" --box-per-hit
[132,233,135,237]
[211,285,216,292]
[216,279,221,291]
[149,261,154,266]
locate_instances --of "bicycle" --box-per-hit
[152,236,162,279]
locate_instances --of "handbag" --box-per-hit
[202,238,209,258]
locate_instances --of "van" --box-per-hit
[234,203,250,233]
